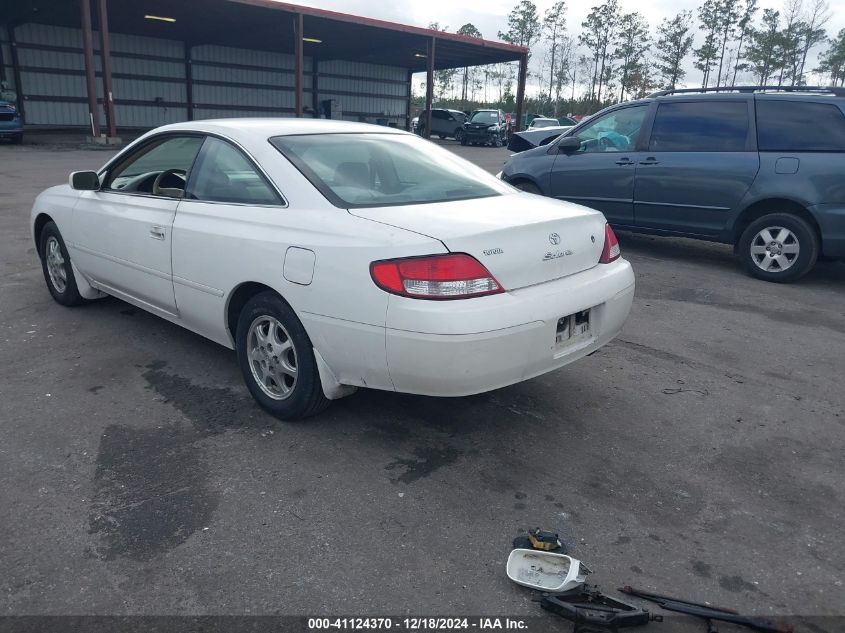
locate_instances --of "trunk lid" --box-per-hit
[350,193,608,290]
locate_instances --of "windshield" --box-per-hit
[271,133,508,209]
[531,119,558,128]
[469,111,499,124]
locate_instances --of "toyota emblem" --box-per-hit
[549,233,561,245]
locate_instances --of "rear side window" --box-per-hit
[757,100,845,151]
[186,137,282,205]
[649,101,749,152]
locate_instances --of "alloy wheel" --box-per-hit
[750,226,800,273]
[45,236,67,293]
[247,315,298,400]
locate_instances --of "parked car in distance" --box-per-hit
[529,117,563,129]
[0,99,23,144]
[413,108,467,140]
[462,109,509,147]
[500,86,845,282]
[508,126,573,153]
[31,119,635,420]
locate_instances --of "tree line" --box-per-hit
[418,0,843,117]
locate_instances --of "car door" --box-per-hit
[633,99,759,236]
[548,104,649,226]
[171,135,288,344]
[71,134,204,316]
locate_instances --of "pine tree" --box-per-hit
[655,12,694,90]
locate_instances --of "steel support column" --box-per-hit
[424,37,435,139]
[311,57,319,117]
[185,43,193,120]
[514,53,528,132]
[96,0,116,136]
[405,68,413,131]
[80,0,100,136]
[8,24,26,120]
[294,12,303,117]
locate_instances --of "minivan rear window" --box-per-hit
[757,100,845,152]
[649,101,749,152]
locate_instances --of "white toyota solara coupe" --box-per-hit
[31,119,635,419]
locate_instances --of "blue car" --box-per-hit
[501,86,845,282]
[0,100,23,144]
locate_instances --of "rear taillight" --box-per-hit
[370,253,504,300]
[599,223,621,264]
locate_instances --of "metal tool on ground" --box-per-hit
[540,584,659,632]
[619,586,793,633]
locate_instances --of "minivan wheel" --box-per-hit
[738,213,819,283]
[236,291,329,420]
[39,221,85,306]
[454,128,464,142]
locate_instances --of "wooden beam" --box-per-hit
[79,0,100,136]
[96,0,116,136]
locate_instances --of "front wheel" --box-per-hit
[737,213,819,282]
[454,128,464,142]
[39,221,86,306]
[513,181,541,195]
[12,134,23,145]
[493,135,503,148]
[236,291,329,420]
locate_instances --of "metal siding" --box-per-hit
[12,24,410,129]
[319,60,405,82]
[193,64,295,88]
[194,108,295,120]
[192,45,311,72]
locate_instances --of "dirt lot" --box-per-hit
[1,139,843,628]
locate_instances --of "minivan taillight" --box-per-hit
[370,254,504,299]
[599,223,621,264]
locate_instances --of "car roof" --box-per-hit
[148,118,407,144]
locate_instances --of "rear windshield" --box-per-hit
[270,133,506,209]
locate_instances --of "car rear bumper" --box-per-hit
[383,259,635,396]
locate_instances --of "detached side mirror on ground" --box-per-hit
[69,171,100,191]
[556,136,582,153]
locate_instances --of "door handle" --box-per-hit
[639,157,660,165]
[149,226,166,240]
[615,158,634,165]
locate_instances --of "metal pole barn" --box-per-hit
[424,36,434,139]
[515,52,528,132]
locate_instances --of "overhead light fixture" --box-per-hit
[144,14,176,23]
[414,53,426,58]
[302,37,322,43]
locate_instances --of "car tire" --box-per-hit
[454,128,464,142]
[438,134,446,140]
[236,291,329,420]
[493,136,503,148]
[39,221,86,306]
[738,213,819,283]
[12,134,23,145]
[460,137,467,146]
[513,181,542,195]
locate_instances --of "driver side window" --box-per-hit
[104,135,204,196]
[572,106,647,154]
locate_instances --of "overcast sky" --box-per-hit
[295,0,843,94]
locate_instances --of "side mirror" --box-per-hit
[557,136,582,153]
[69,170,100,191]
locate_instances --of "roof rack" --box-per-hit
[648,85,845,98]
